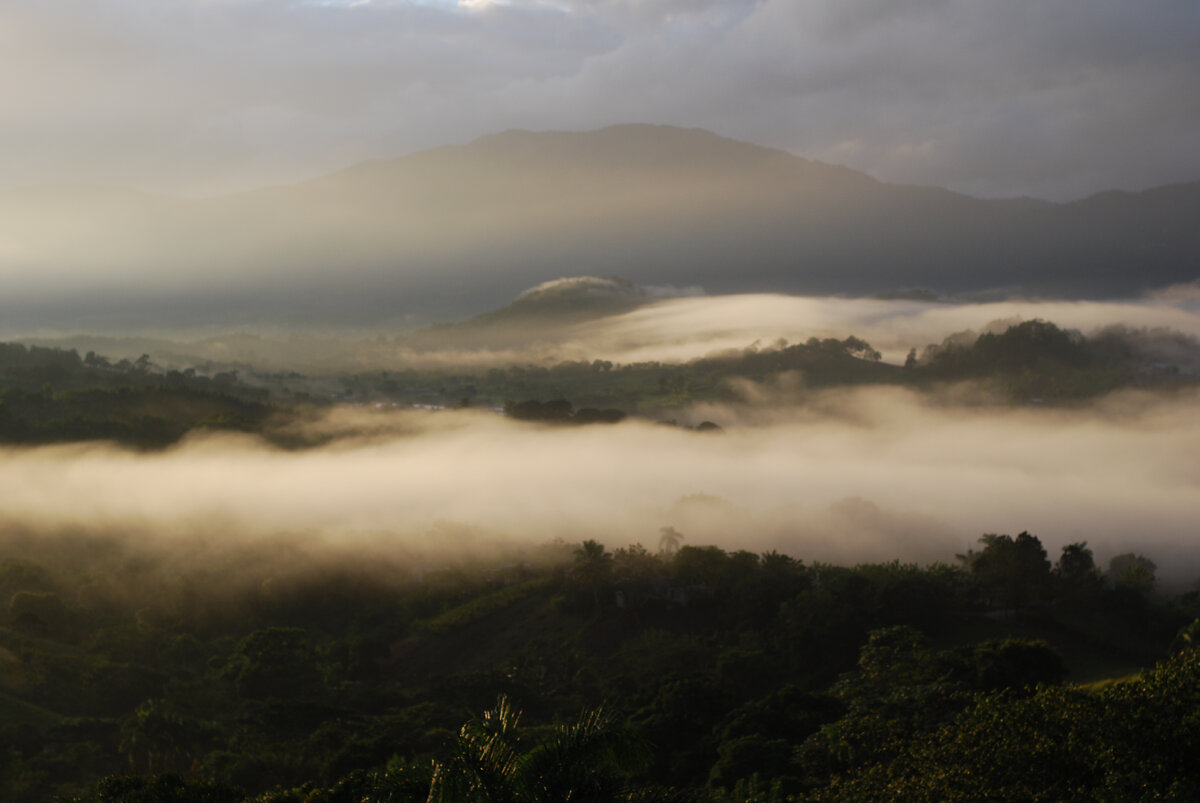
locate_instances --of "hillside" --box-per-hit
[1,528,1195,801]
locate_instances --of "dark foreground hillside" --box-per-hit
[1,527,1196,802]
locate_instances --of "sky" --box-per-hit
[3,0,1198,201]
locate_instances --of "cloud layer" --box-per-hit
[3,0,1197,200]
[572,291,1200,365]
[4,388,1199,585]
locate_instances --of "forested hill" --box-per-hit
[0,529,1196,801]
[0,342,272,448]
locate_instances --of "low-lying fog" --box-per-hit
[577,289,1200,365]
[4,386,1198,587]
[24,283,1200,374]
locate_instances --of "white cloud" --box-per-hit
[566,294,1200,365]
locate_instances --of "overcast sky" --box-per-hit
[2,0,1197,201]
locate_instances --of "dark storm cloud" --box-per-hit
[1,0,1196,199]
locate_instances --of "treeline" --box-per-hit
[1,528,1196,801]
[505,398,626,424]
[907,319,1197,400]
[0,342,273,447]
[335,335,899,414]
[338,321,1198,412]
[9,321,1197,432]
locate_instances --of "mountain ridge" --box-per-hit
[0,124,1196,330]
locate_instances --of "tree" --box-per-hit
[612,543,662,582]
[970,532,1052,611]
[657,526,684,555]
[81,774,242,803]
[1107,552,1157,595]
[947,638,1066,692]
[222,626,322,700]
[83,350,110,369]
[427,695,649,803]
[1055,541,1102,603]
[842,336,882,362]
[820,650,1200,800]
[118,699,215,775]
[1056,541,1096,582]
[672,545,734,589]
[573,540,612,611]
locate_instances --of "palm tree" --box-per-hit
[657,527,684,556]
[575,539,610,567]
[427,695,652,803]
[428,695,523,803]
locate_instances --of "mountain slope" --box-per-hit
[1,125,1196,329]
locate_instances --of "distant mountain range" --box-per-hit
[2,125,1196,330]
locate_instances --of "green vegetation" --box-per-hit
[339,335,898,414]
[0,528,1196,802]
[0,343,271,448]
[333,321,1199,413]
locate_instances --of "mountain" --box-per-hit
[1,125,1197,330]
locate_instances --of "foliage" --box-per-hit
[970,531,1052,611]
[428,695,650,803]
[0,526,1191,803]
[1106,552,1158,595]
[821,650,1200,801]
[0,341,272,448]
[417,579,552,635]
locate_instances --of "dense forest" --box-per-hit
[0,526,1197,802]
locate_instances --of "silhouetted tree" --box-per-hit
[1107,553,1157,595]
[658,527,685,555]
[573,540,612,611]
[1055,541,1102,603]
[971,532,1052,611]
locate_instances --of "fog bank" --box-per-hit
[20,288,1200,375]
[574,292,1200,366]
[3,388,1198,585]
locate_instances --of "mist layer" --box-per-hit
[3,388,1197,584]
